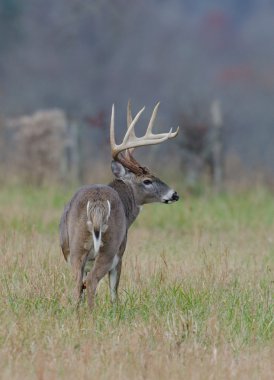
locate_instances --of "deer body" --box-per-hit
[60,102,179,310]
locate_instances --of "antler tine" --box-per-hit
[127,100,133,128]
[123,106,145,143]
[110,104,116,153]
[126,100,137,156]
[146,101,160,136]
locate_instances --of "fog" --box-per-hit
[0,0,274,172]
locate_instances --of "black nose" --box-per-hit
[171,191,179,201]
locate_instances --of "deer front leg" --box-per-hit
[108,237,127,303]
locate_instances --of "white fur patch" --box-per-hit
[92,230,101,255]
[109,268,117,302]
[162,189,175,203]
[110,254,119,271]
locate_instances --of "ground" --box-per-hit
[0,184,273,379]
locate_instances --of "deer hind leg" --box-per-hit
[85,254,112,311]
[109,259,122,303]
[70,250,88,306]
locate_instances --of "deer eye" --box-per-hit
[143,179,152,185]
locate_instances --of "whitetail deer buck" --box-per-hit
[59,102,179,310]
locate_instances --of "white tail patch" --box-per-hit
[92,229,101,255]
[86,200,111,257]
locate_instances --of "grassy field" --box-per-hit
[0,184,273,379]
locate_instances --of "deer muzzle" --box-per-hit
[162,190,179,204]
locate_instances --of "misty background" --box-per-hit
[0,0,274,183]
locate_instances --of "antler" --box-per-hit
[110,101,179,174]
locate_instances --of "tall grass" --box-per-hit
[0,185,273,379]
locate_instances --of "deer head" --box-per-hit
[110,101,179,205]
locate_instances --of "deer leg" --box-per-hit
[109,259,122,303]
[108,237,126,303]
[70,251,87,305]
[85,254,112,311]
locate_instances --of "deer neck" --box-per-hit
[109,179,140,228]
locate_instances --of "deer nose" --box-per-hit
[171,191,179,201]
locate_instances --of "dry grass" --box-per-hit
[0,185,273,379]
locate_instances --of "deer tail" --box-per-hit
[86,200,111,256]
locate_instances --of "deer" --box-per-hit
[59,101,179,311]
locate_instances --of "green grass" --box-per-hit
[0,184,273,379]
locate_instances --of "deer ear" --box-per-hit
[111,161,127,178]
